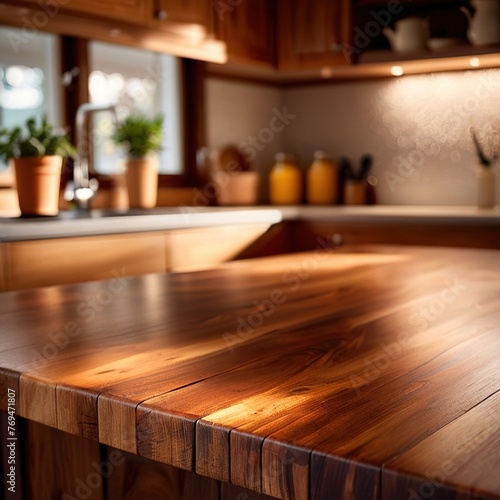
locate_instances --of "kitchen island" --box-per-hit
[0,245,499,499]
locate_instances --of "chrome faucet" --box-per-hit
[67,103,118,209]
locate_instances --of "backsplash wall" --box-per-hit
[205,78,284,202]
[206,69,500,205]
[285,69,500,205]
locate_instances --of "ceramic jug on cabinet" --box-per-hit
[461,0,500,46]
[383,17,429,53]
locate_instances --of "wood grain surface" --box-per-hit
[0,245,499,499]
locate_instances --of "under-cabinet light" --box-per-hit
[321,66,334,78]
[391,66,404,76]
[469,57,481,68]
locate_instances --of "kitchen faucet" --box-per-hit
[67,103,118,209]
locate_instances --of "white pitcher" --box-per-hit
[383,17,429,54]
[461,0,500,46]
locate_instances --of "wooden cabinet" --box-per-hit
[0,224,272,291]
[291,220,500,251]
[213,0,276,66]
[277,0,352,70]
[0,232,168,291]
[29,0,150,24]
[167,224,271,271]
[353,0,471,61]
[152,0,211,26]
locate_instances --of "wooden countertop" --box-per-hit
[0,245,499,499]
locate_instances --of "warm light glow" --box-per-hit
[321,66,335,79]
[391,66,404,77]
[469,57,481,68]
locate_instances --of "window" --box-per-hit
[88,41,183,175]
[0,27,60,169]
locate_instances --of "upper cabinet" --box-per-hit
[8,0,227,63]
[353,0,472,61]
[23,0,150,24]
[8,0,500,80]
[213,0,276,67]
[278,0,352,70]
[152,0,212,28]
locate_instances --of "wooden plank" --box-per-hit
[18,375,57,428]
[98,396,137,454]
[261,327,500,499]
[310,453,379,500]
[382,391,500,500]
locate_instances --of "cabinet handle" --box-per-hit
[156,9,167,20]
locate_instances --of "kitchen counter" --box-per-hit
[1,205,499,241]
[1,245,499,499]
[0,207,283,242]
[280,205,500,225]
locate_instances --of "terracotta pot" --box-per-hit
[344,180,367,205]
[125,157,158,209]
[13,156,63,216]
[214,171,260,206]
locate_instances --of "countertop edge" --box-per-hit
[1,205,500,241]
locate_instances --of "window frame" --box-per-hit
[60,36,204,188]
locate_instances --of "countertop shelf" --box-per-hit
[0,245,499,499]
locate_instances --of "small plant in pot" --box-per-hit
[112,114,163,209]
[0,116,75,216]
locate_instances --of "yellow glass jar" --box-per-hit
[269,153,302,205]
[306,151,338,205]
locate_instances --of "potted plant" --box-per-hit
[112,114,163,209]
[471,128,496,208]
[0,116,75,216]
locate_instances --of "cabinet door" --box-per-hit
[278,0,352,70]
[33,0,150,24]
[153,0,210,26]
[214,0,276,66]
[0,232,167,291]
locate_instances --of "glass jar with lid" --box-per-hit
[269,153,302,205]
[306,150,337,205]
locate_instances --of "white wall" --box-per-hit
[284,69,500,205]
[206,69,500,205]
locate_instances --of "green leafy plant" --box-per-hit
[471,128,493,167]
[0,116,75,163]
[112,114,163,158]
